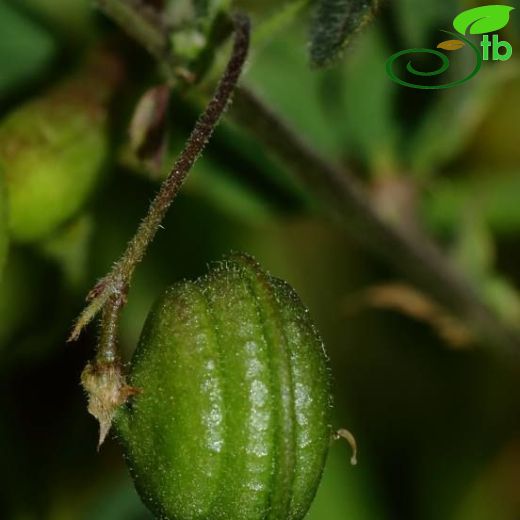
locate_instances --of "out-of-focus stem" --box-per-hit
[230,88,520,354]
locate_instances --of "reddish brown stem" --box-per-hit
[70,14,250,350]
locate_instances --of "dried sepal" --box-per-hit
[129,84,171,176]
[81,359,140,448]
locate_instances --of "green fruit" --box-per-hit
[117,252,332,520]
[0,51,122,242]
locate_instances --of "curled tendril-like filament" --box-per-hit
[333,428,358,466]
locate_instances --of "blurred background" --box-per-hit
[0,0,519,518]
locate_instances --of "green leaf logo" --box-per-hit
[453,5,515,35]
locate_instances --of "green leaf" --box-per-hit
[449,207,520,329]
[451,211,494,281]
[0,2,56,102]
[39,215,93,289]
[407,66,515,177]
[192,0,230,22]
[453,5,515,35]
[10,0,96,43]
[335,25,400,172]
[423,171,520,237]
[245,26,345,157]
[309,0,380,67]
[253,0,309,49]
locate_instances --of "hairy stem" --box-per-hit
[97,294,125,364]
[70,13,250,345]
[92,0,520,356]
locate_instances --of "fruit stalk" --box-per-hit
[70,13,250,343]
[76,14,250,445]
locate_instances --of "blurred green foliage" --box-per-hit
[0,0,519,519]
[0,170,7,275]
[0,2,56,105]
[0,83,108,242]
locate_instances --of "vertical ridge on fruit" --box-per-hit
[202,261,275,518]
[270,277,333,518]
[124,281,226,518]
[117,252,332,520]
[228,252,297,519]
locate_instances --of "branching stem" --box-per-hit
[69,14,250,351]
[76,12,250,446]
[85,0,520,358]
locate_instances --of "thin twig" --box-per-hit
[69,13,250,343]
[230,89,520,354]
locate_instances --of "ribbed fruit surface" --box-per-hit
[117,253,332,520]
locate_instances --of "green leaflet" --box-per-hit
[423,171,520,237]
[453,5,515,35]
[309,0,380,67]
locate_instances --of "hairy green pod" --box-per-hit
[117,253,332,520]
[0,51,122,242]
